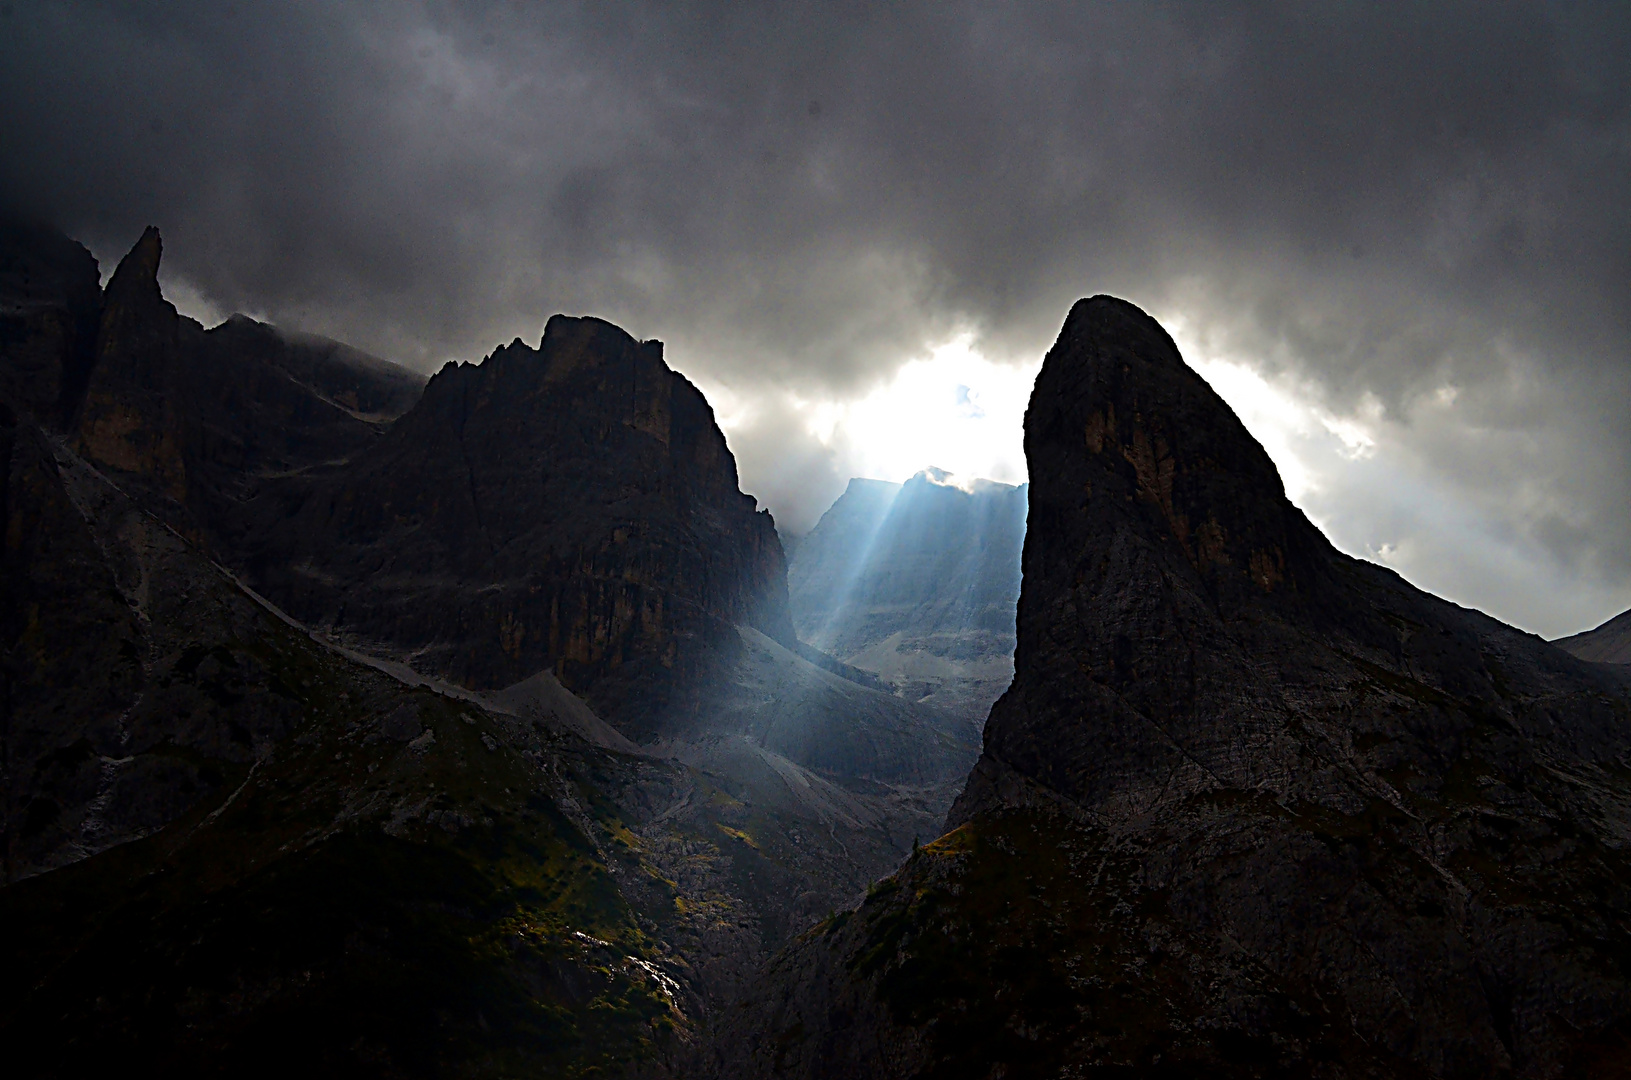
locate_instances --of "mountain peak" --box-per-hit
[532,312,660,378]
[904,466,1020,494]
[240,309,792,726]
[103,225,165,309]
[1026,292,1328,620]
[736,296,1631,1080]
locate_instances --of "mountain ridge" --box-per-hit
[719,295,1631,1080]
[234,311,797,741]
[1554,607,1631,665]
[0,224,976,1076]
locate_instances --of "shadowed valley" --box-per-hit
[7,223,1631,1080]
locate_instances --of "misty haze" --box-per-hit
[4,4,1631,1078]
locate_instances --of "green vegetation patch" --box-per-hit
[0,679,679,1078]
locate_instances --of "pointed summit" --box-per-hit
[92,226,180,378]
[76,227,188,497]
[731,297,1631,1080]
[1026,294,1329,614]
[103,225,164,308]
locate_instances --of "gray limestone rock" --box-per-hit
[235,314,795,742]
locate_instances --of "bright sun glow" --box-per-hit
[804,333,1041,485]
[807,323,1391,496]
[704,312,1628,638]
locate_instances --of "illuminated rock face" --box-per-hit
[723,296,1631,1080]
[241,313,798,740]
[788,470,1026,725]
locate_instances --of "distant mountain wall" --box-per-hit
[786,468,1027,724]
[236,313,799,739]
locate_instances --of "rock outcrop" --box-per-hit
[0,226,420,883]
[788,469,1027,724]
[237,314,796,740]
[722,297,1631,1079]
[0,221,101,426]
[72,229,425,544]
[1556,608,1631,665]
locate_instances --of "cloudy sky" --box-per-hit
[3,1,1628,638]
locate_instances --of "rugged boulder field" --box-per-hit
[720,297,1631,1079]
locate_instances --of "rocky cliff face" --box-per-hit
[69,228,424,545]
[788,470,1026,724]
[239,314,796,740]
[0,226,422,883]
[0,224,978,1075]
[0,221,101,426]
[0,229,693,1073]
[722,297,1631,1079]
[1555,608,1631,665]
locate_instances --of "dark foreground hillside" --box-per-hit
[0,223,976,1076]
[720,297,1631,1079]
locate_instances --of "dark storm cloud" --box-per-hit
[3,1,1628,631]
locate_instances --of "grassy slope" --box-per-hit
[0,619,684,1079]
